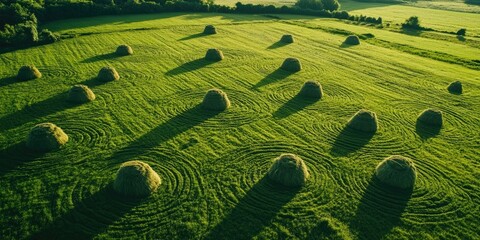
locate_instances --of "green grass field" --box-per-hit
[1,11,479,239]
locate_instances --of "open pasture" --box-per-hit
[0,13,479,239]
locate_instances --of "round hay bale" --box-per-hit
[375,155,416,189]
[201,88,230,111]
[280,57,302,72]
[17,65,42,81]
[298,80,323,99]
[113,160,161,197]
[97,66,120,82]
[67,84,95,104]
[203,25,217,34]
[447,81,462,94]
[116,44,133,56]
[205,48,224,61]
[417,109,443,127]
[26,123,68,152]
[280,34,294,43]
[268,153,310,187]
[344,35,360,45]
[346,109,378,133]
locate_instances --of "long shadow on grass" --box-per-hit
[307,218,346,239]
[205,176,299,240]
[350,176,411,240]
[0,78,107,133]
[267,41,290,49]
[0,76,17,88]
[80,52,118,63]
[252,69,294,90]
[330,127,375,156]
[0,142,44,177]
[401,29,422,37]
[80,77,111,88]
[273,95,317,119]
[415,121,441,140]
[31,185,142,240]
[165,58,214,76]
[109,104,218,161]
[0,93,71,133]
[179,33,207,41]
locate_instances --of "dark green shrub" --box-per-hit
[401,16,422,30]
[456,28,466,36]
[322,0,340,11]
[93,0,115,5]
[295,0,324,10]
[39,29,58,44]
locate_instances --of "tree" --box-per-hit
[401,16,421,30]
[295,0,324,10]
[456,28,466,36]
[321,0,340,11]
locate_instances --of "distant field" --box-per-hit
[1,12,479,239]
[346,3,480,35]
[215,0,480,14]
[213,0,480,35]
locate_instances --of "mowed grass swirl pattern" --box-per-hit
[1,13,479,239]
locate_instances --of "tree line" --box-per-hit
[0,0,382,49]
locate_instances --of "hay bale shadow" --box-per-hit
[0,142,44,177]
[267,41,290,49]
[330,126,375,156]
[205,176,299,240]
[0,76,17,87]
[415,120,441,140]
[0,77,110,133]
[80,77,111,88]
[179,138,199,150]
[253,69,295,89]
[0,93,74,133]
[456,35,466,42]
[166,58,214,76]
[30,185,142,240]
[273,95,317,119]
[349,176,412,240]
[401,29,422,36]
[108,104,218,162]
[179,33,207,41]
[80,53,117,63]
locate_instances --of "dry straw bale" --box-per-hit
[26,123,68,152]
[267,153,310,187]
[113,160,162,197]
